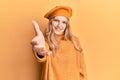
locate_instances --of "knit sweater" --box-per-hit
[33,36,87,80]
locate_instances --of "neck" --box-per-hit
[56,32,64,40]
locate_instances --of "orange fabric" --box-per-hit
[33,38,87,80]
[44,6,72,20]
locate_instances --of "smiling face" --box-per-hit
[51,16,68,35]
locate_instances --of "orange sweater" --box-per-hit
[33,38,87,80]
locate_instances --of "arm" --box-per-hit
[33,51,47,62]
[32,41,51,62]
[74,36,87,80]
[31,20,52,62]
[78,51,87,80]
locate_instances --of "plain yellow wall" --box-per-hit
[0,0,120,80]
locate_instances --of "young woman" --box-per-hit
[31,6,87,80]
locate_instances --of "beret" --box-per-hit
[44,6,72,20]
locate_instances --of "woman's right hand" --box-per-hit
[31,20,52,56]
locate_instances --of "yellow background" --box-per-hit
[0,0,120,80]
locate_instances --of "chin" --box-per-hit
[55,32,61,35]
[55,31,63,35]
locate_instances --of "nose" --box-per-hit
[57,21,62,27]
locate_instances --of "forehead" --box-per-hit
[54,16,68,21]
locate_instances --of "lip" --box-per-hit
[55,27,62,31]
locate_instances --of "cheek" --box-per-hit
[52,22,57,26]
[63,25,67,29]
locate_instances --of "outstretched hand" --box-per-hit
[31,20,52,56]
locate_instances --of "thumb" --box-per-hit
[32,20,42,36]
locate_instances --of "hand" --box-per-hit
[31,20,52,56]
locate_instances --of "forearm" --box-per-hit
[33,51,47,62]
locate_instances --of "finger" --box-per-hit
[34,45,46,49]
[34,47,52,56]
[41,51,52,56]
[32,20,42,36]
[33,46,45,54]
[31,41,38,45]
[46,51,52,56]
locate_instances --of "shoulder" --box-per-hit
[72,35,83,52]
[72,35,81,45]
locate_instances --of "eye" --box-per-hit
[62,21,67,24]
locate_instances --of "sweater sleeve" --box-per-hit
[78,51,87,80]
[32,42,50,62]
[33,51,47,62]
[74,36,87,80]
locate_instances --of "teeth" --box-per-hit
[57,29,61,31]
[55,28,61,31]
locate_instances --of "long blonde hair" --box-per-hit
[44,19,83,53]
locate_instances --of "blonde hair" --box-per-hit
[44,19,83,54]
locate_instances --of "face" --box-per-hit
[51,16,68,35]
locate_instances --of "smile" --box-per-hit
[55,27,63,31]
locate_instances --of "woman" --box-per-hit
[31,6,87,80]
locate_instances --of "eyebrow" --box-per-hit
[53,18,68,22]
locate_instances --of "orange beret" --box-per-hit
[44,6,72,20]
